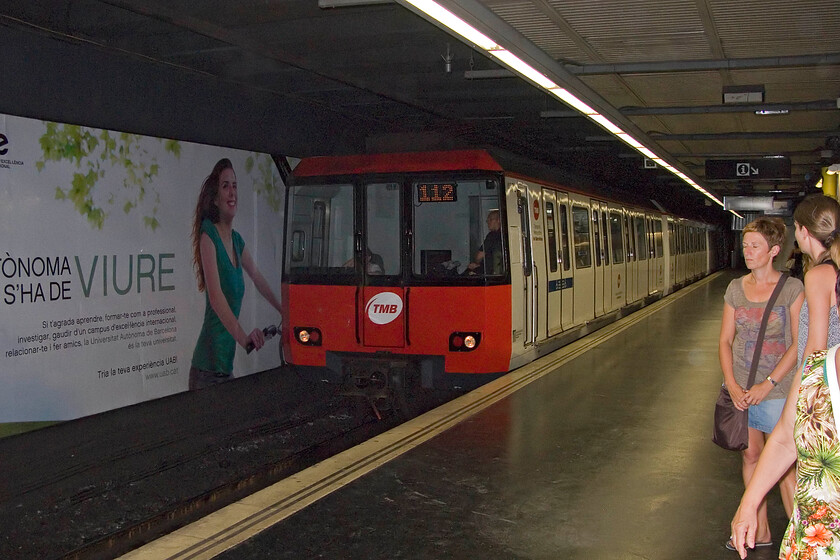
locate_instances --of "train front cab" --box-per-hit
[282,152,515,397]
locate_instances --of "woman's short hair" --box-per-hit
[742,216,786,251]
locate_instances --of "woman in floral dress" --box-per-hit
[732,346,840,559]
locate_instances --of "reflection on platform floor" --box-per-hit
[126,270,786,560]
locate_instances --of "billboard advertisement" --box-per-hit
[0,113,286,429]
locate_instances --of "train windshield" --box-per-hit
[285,177,505,282]
[286,183,355,278]
[412,178,505,278]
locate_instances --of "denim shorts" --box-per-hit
[748,397,786,433]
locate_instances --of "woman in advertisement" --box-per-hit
[189,158,282,390]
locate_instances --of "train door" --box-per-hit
[600,207,613,313]
[592,201,606,317]
[570,195,594,325]
[688,226,696,279]
[542,189,563,337]
[556,194,575,331]
[677,224,687,285]
[647,215,664,294]
[634,212,650,299]
[624,211,637,303]
[510,181,535,347]
[666,218,676,291]
[646,216,655,295]
[360,183,404,348]
[607,207,626,309]
[527,182,546,343]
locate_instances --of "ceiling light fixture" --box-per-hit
[397,0,727,210]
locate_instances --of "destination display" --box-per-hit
[417,182,457,202]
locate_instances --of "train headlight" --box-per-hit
[294,327,322,346]
[449,332,481,352]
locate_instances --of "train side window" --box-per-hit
[572,205,591,268]
[647,218,655,259]
[634,216,647,261]
[654,220,663,257]
[601,211,610,266]
[559,204,571,271]
[625,214,634,261]
[609,212,624,263]
[678,225,684,255]
[592,209,602,267]
[668,222,675,256]
[546,201,558,273]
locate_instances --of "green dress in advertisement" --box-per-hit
[190,219,245,374]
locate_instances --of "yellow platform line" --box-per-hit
[120,272,721,560]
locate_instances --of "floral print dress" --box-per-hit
[780,349,840,559]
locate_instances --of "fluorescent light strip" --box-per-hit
[548,88,597,115]
[615,133,644,149]
[487,48,557,89]
[588,113,624,135]
[400,0,724,209]
[402,0,498,50]
[637,147,658,160]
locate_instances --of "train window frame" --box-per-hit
[364,182,401,278]
[571,205,592,269]
[592,209,602,267]
[654,220,663,258]
[609,211,624,264]
[647,217,655,259]
[411,176,506,280]
[601,211,610,266]
[546,200,559,273]
[284,183,357,283]
[668,222,675,256]
[559,204,571,271]
[634,216,647,261]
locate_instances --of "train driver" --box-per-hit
[467,209,502,275]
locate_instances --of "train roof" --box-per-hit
[292,150,503,177]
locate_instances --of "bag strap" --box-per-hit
[747,272,789,389]
[826,345,840,431]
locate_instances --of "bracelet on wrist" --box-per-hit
[766,376,778,387]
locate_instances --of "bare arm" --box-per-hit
[719,302,747,410]
[731,369,800,558]
[200,233,259,350]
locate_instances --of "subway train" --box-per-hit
[280,149,718,408]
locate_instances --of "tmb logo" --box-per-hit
[0,134,8,156]
[365,292,403,325]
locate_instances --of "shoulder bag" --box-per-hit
[713,273,789,451]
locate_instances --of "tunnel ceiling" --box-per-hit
[1,0,838,222]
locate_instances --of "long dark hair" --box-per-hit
[192,158,234,292]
